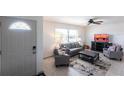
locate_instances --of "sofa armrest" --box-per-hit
[65,48,70,54]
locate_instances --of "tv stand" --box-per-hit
[91,41,112,52]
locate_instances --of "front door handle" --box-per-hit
[32,46,36,54]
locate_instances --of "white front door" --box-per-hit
[1,17,36,76]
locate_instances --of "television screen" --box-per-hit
[94,34,109,42]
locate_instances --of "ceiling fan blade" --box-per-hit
[96,21,103,23]
[88,22,91,25]
[93,22,101,25]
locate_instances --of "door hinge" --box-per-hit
[0,51,2,55]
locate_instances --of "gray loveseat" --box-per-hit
[60,42,83,56]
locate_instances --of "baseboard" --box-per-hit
[43,55,54,59]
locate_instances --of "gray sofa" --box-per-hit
[103,45,123,61]
[60,42,83,56]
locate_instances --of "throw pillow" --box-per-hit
[108,46,116,51]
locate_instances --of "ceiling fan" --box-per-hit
[88,17,103,25]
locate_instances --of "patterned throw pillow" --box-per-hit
[108,45,116,51]
[115,45,121,52]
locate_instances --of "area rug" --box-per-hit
[69,58,111,76]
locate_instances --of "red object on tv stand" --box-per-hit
[94,34,109,42]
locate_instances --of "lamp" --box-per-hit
[77,37,81,44]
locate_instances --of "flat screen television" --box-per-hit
[94,34,109,42]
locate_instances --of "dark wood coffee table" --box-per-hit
[79,50,99,63]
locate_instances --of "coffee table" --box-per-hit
[79,50,99,63]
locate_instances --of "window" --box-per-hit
[55,28,79,43]
[9,22,31,30]
[55,28,68,43]
[69,29,78,42]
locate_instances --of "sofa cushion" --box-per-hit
[75,42,80,48]
[71,43,76,48]
[66,43,72,49]
[115,45,121,52]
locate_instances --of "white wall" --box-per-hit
[13,16,43,74]
[86,23,124,49]
[43,21,86,58]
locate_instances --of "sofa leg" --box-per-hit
[120,58,122,61]
[66,64,69,66]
